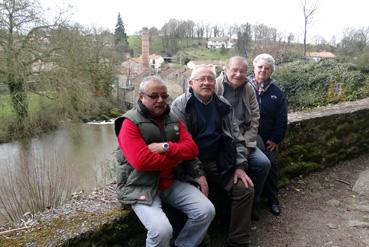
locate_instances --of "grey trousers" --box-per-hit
[202,161,254,246]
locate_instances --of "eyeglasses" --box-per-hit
[192,76,216,83]
[144,93,169,100]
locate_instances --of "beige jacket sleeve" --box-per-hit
[243,83,260,148]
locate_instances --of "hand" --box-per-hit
[233,168,254,188]
[266,140,278,152]
[195,176,209,197]
[147,143,165,154]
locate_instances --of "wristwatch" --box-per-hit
[162,143,169,152]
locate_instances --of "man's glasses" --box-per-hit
[144,93,169,100]
[192,76,216,83]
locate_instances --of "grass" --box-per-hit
[0,92,58,142]
[183,47,233,61]
[0,94,15,121]
[0,92,56,122]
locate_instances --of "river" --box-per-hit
[0,122,117,224]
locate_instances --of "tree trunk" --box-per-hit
[9,77,29,122]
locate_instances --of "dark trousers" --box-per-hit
[203,161,254,246]
[257,135,279,203]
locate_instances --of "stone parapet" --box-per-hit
[279,98,369,184]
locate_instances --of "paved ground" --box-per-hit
[247,153,369,247]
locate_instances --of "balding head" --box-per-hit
[189,65,216,102]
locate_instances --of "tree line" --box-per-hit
[131,17,369,68]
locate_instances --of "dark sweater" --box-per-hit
[191,96,222,161]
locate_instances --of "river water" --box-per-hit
[0,122,118,224]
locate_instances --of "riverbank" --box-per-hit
[0,92,121,144]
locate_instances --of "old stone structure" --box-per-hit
[141,29,149,69]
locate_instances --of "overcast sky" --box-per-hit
[40,0,368,43]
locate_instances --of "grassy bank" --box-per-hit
[0,92,121,143]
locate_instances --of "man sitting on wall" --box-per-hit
[114,76,215,247]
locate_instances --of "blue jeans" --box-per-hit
[247,146,271,203]
[132,180,215,247]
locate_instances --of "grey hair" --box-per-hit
[253,53,276,72]
[138,76,166,93]
[226,56,248,69]
[190,64,216,80]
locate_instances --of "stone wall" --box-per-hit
[1,98,369,246]
[279,98,369,185]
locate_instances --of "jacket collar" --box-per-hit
[248,76,274,94]
[186,87,231,117]
[136,99,170,120]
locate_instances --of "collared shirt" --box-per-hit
[193,92,214,105]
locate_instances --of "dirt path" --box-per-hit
[249,154,369,247]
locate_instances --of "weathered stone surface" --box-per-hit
[288,97,369,123]
[278,98,369,185]
[326,199,341,207]
[353,169,369,196]
[347,220,369,228]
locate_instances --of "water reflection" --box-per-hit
[0,123,117,223]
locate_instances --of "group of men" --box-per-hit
[114,54,288,247]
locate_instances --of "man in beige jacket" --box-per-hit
[216,56,271,220]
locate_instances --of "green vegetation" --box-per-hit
[0,93,14,120]
[0,92,120,142]
[114,13,129,61]
[177,47,232,62]
[0,1,121,142]
[274,59,369,111]
[0,93,55,120]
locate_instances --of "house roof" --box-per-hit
[306,51,336,58]
[149,54,162,60]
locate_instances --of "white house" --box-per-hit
[207,37,234,49]
[149,54,165,69]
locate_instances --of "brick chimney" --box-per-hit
[141,29,149,68]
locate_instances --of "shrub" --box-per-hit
[274,59,369,111]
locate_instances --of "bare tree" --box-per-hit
[301,0,318,56]
[0,0,61,123]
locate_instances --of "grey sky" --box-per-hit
[40,0,368,43]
